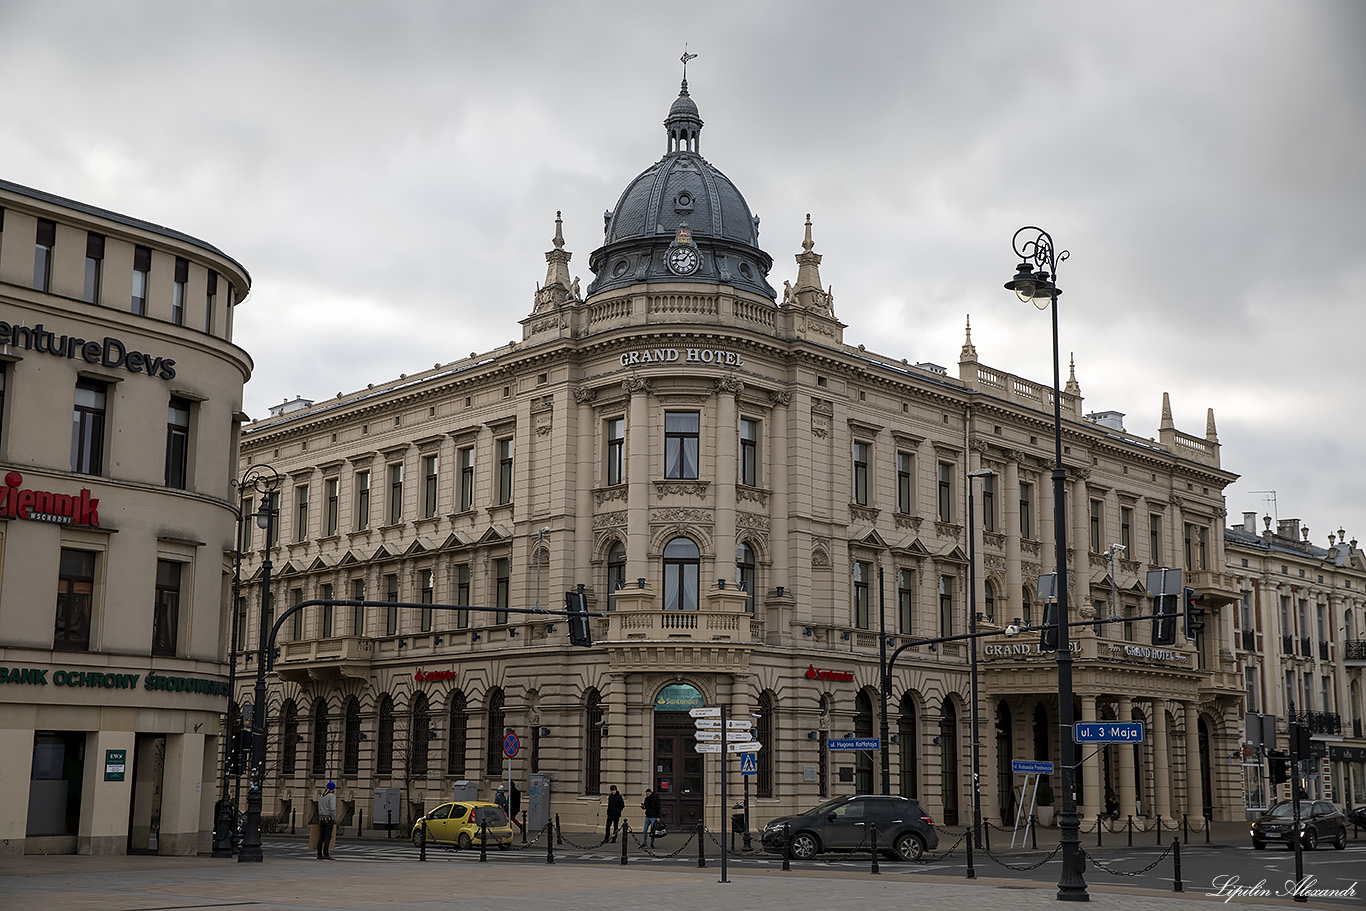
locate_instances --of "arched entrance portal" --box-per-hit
[995,700,1014,824]
[652,683,706,830]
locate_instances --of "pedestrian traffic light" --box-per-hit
[565,589,592,647]
[1152,593,1177,646]
[1183,587,1205,640]
[1269,753,1289,784]
[1039,601,1059,652]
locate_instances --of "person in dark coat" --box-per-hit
[604,785,625,842]
[510,781,524,832]
[641,787,662,847]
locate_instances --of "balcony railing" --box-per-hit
[1345,640,1366,661]
[1289,710,1341,735]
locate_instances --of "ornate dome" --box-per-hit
[587,78,776,300]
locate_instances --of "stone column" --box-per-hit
[1003,455,1022,619]
[1072,471,1090,563]
[573,387,597,583]
[1117,696,1137,822]
[1152,702,1171,824]
[624,378,651,576]
[1184,701,1205,823]
[1081,695,1101,821]
[714,379,742,582]
[769,392,791,612]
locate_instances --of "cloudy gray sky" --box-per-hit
[4,1,1363,545]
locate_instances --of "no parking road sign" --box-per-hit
[502,731,521,758]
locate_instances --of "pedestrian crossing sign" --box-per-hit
[739,751,757,775]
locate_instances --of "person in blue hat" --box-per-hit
[317,782,337,859]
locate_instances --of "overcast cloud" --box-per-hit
[4,0,1363,544]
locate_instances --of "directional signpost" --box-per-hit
[1010,759,1055,847]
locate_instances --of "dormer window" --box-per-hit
[674,191,694,213]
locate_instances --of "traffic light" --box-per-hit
[1152,593,1177,646]
[1269,752,1289,784]
[1183,587,1205,640]
[565,589,592,647]
[1039,601,1059,652]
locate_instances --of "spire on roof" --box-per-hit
[1160,392,1174,430]
[533,210,577,312]
[784,214,833,315]
[1206,407,1218,442]
[960,315,978,363]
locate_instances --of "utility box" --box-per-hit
[373,788,401,830]
[529,773,551,833]
[452,780,478,801]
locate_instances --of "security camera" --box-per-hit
[1004,623,1020,638]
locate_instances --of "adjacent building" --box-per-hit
[0,179,252,854]
[233,76,1248,838]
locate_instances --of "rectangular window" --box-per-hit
[241,497,253,550]
[853,560,871,629]
[456,564,471,629]
[294,484,309,542]
[83,233,104,304]
[495,557,510,624]
[897,452,913,514]
[664,411,699,479]
[164,397,190,489]
[1123,604,1135,642]
[351,578,365,635]
[422,454,438,518]
[385,574,399,635]
[981,474,996,532]
[1089,500,1103,552]
[1120,507,1132,550]
[897,568,914,635]
[852,442,870,506]
[1019,482,1033,539]
[321,583,334,638]
[71,380,107,475]
[54,549,97,651]
[459,446,474,511]
[606,418,625,486]
[172,257,188,325]
[235,596,247,648]
[205,270,217,332]
[131,245,151,315]
[420,569,434,632]
[324,478,339,536]
[740,418,758,487]
[1245,666,1260,714]
[290,588,304,641]
[1183,522,1208,571]
[939,576,954,635]
[497,438,514,504]
[263,491,280,548]
[33,218,55,292]
[937,463,953,522]
[387,462,403,525]
[151,560,182,657]
[1150,513,1162,563]
[355,470,370,530]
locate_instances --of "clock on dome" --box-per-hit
[667,224,700,275]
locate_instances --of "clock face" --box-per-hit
[668,245,700,275]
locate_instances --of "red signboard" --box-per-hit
[804,664,854,683]
[1,472,99,526]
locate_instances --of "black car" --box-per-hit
[1250,799,1348,850]
[761,794,938,861]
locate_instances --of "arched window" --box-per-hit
[663,537,700,611]
[756,691,774,798]
[485,688,505,776]
[855,690,875,794]
[606,542,626,611]
[377,695,395,776]
[343,697,361,775]
[447,690,467,776]
[818,694,832,797]
[737,543,757,614]
[311,699,329,776]
[898,693,918,798]
[995,701,1015,823]
[411,692,430,777]
[940,699,959,825]
[984,580,996,623]
[585,688,604,795]
[281,699,298,776]
[1021,584,1034,627]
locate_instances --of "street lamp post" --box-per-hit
[238,469,281,863]
[1004,226,1087,901]
[213,464,279,858]
[967,467,995,853]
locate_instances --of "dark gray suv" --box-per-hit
[761,795,938,861]
[1250,799,1348,850]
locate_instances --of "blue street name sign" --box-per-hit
[739,752,757,775]
[1074,722,1145,743]
[828,738,880,751]
[1011,759,1055,775]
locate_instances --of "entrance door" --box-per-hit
[127,734,166,854]
[652,712,704,829]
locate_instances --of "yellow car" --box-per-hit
[411,801,513,850]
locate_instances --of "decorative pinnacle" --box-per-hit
[553,211,565,250]
[802,213,815,253]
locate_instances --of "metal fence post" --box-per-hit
[697,821,705,868]
[621,824,630,865]
[1172,837,1183,893]
[1204,810,1211,845]
[870,824,880,875]
[420,819,427,862]
[1096,815,1103,847]
[522,811,528,844]
[782,823,792,871]
[555,813,563,846]
[546,821,555,864]
[478,818,488,863]
[1127,814,1133,847]
[1155,814,1162,846]
[358,809,364,838]
[1182,813,1189,844]
[291,807,296,836]
[1030,815,1037,849]
[965,827,975,880]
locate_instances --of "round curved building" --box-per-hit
[0,179,252,855]
[237,76,1245,841]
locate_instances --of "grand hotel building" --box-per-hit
[235,77,1249,837]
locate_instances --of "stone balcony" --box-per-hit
[603,582,757,675]
[276,636,373,683]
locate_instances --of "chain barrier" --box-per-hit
[702,826,763,856]
[557,825,614,851]
[623,822,700,860]
[978,842,1063,872]
[506,822,549,851]
[1081,841,1174,877]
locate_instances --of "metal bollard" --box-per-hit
[358,809,364,838]
[782,823,792,871]
[1030,815,1037,849]
[1182,813,1189,844]
[1155,815,1162,846]
[479,819,488,863]
[621,823,629,865]
[983,819,990,852]
[1127,814,1133,847]
[870,824,880,875]
[697,821,705,868]
[1096,815,1103,847]
[1172,837,1183,893]
[291,807,297,836]
[965,827,975,880]
[555,813,563,846]
[546,821,555,864]
[1204,810,1211,845]
[420,819,427,862]
[522,811,528,844]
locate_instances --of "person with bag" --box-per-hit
[316,781,337,860]
[641,787,662,848]
[510,781,524,833]
[604,784,625,843]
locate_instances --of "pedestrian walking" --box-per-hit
[641,787,662,848]
[604,785,624,843]
[316,781,336,860]
[510,781,525,833]
[494,784,508,817]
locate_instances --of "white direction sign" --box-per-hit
[728,741,762,753]
[726,720,752,730]
[694,731,723,742]
[689,707,721,718]
[693,719,723,730]
[725,731,752,741]
[694,742,723,753]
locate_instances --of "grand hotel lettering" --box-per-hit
[619,344,744,369]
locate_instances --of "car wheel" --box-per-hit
[894,832,925,862]
[1333,828,1347,850]
[412,828,425,848]
[789,832,819,859]
[1302,829,1317,851]
[457,832,473,850]
[1252,840,1266,850]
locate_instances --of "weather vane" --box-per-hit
[681,46,697,79]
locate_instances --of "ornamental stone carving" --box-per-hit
[811,414,830,438]
[593,511,627,530]
[985,554,1007,572]
[935,521,963,540]
[737,487,770,507]
[894,514,923,531]
[1004,449,1028,463]
[1021,540,1041,558]
[622,376,651,395]
[769,391,792,407]
[593,487,628,507]
[969,438,990,454]
[736,512,770,532]
[653,480,710,500]
[812,537,831,568]
[574,387,597,404]
[654,508,712,525]
[849,505,879,525]
[716,376,744,396]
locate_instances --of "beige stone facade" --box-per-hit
[0,179,252,854]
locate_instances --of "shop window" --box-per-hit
[54,548,97,651]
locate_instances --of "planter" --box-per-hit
[1036,806,1055,827]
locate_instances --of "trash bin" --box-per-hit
[731,811,747,834]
